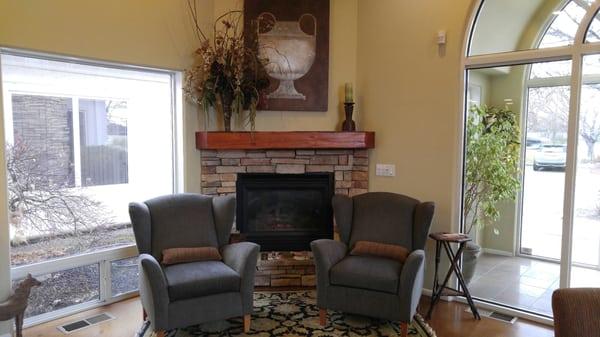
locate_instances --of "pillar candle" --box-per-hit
[345,83,353,103]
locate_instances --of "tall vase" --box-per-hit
[221,95,233,132]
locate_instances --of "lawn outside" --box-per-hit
[11,226,139,318]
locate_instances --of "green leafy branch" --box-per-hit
[464,105,521,235]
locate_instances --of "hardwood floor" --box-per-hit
[24,296,554,337]
[419,297,554,337]
[24,298,142,337]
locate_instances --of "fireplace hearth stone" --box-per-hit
[255,251,316,287]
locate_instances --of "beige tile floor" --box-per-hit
[468,253,600,316]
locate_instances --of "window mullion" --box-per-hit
[559,51,584,289]
[72,97,82,187]
[465,47,574,69]
[575,0,600,45]
[99,259,112,303]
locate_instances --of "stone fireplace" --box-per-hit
[199,148,370,197]
[196,131,375,287]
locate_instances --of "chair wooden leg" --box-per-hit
[243,314,251,333]
[400,322,408,337]
[319,308,327,326]
[154,330,167,337]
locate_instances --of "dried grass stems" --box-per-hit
[184,1,271,131]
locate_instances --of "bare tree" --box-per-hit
[580,85,600,161]
[7,140,114,242]
[527,86,569,143]
[528,84,600,161]
[543,5,600,45]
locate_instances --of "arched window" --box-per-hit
[463,0,600,319]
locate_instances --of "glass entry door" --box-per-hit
[569,54,600,286]
[520,85,571,261]
[464,0,600,318]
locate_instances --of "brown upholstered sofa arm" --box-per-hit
[552,288,600,337]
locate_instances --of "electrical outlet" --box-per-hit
[375,164,395,177]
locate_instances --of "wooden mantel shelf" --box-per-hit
[196,131,375,150]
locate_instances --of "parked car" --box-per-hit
[533,144,567,171]
[526,137,543,149]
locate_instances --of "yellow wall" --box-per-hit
[356,0,474,281]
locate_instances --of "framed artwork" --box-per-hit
[244,0,330,111]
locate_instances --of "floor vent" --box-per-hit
[521,247,533,255]
[466,308,518,324]
[57,312,115,334]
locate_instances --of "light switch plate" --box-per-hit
[375,164,396,177]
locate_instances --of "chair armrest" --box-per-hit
[398,249,425,322]
[138,254,169,329]
[221,242,260,314]
[222,242,260,276]
[310,239,347,288]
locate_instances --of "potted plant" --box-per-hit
[184,5,270,131]
[462,104,521,284]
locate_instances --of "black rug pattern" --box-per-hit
[137,291,436,337]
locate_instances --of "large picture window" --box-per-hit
[1,51,179,323]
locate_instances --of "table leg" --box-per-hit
[427,241,451,319]
[426,241,441,319]
[443,242,481,320]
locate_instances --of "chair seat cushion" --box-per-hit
[330,255,403,294]
[164,261,240,301]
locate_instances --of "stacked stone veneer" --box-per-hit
[255,252,316,287]
[200,149,369,196]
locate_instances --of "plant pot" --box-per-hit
[462,241,481,286]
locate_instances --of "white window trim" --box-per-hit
[11,244,139,328]
[456,0,600,325]
[0,47,184,327]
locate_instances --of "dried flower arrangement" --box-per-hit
[184,1,270,131]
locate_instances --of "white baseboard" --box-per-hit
[426,286,553,326]
[482,248,514,257]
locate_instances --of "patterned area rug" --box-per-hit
[137,291,436,336]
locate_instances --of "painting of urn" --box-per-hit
[244,0,330,111]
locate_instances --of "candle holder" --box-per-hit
[342,102,356,132]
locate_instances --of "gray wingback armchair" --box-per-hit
[311,192,434,336]
[129,193,260,333]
